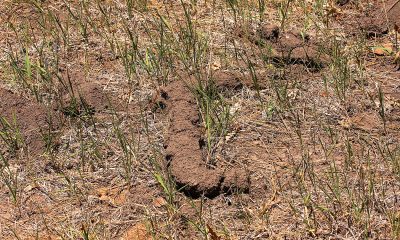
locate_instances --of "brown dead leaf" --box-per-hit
[320,90,329,97]
[372,44,393,56]
[153,197,167,208]
[121,223,151,240]
[373,48,385,56]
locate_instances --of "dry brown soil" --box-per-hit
[0,0,400,239]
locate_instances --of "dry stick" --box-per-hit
[388,0,400,12]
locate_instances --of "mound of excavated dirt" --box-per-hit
[0,88,60,156]
[59,82,118,118]
[256,25,327,69]
[212,71,244,91]
[388,0,400,27]
[358,0,400,38]
[274,32,325,69]
[157,79,249,198]
[212,70,271,92]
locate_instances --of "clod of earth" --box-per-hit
[212,71,244,91]
[157,79,250,198]
[271,32,325,70]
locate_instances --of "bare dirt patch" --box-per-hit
[2,0,400,239]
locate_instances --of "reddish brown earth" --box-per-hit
[280,35,325,69]
[236,24,327,70]
[154,23,330,198]
[212,71,244,91]
[1,1,400,238]
[346,0,400,38]
[0,88,60,156]
[0,79,118,155]
[157,79,249,198]
[62,83,112,111]
[387,0,400,32]
[58,78,120,119]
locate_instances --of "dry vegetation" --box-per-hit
[0,0,400,239]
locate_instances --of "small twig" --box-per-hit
[388,0,400,12]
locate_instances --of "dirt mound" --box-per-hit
[358,11,388,38]
[212,71,245,90]
[358,1,400,38]
[274,33,325,69]
[0,88,60,156]
[256,25,326,69]
[211,70,271,92]
[157,79,249,198]
[388,0,400,27]
[258,25,280,41]
[59,82,118,118]
[360,18,387,38]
